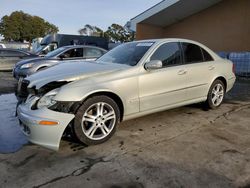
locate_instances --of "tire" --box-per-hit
[206,79,225,109]
[73,95,120,145]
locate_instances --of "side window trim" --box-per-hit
[178,42,185,65]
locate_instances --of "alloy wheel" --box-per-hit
[211,83,224,106]
[81,102,116,140]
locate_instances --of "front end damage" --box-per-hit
[16,61,127,150]
[17,80,78,150]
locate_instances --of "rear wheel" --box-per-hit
[73,95,120,145]
[206,80,225,109]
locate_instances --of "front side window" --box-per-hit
[182,43,203,63]
[150,42,182,67]
[97,42,154,66]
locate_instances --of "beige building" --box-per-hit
[128,0,250,52]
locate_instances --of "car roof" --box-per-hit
[0,48,27,52]
[134,38,220,60]
[135,38,205,45]
[0,48,35,55]
[59,45,107,51]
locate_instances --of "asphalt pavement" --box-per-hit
[0,72,250,188]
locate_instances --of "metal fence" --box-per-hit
[217,52,250,77]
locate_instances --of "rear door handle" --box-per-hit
[178,70,187,75]
[208,66,215,70]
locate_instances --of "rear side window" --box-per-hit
[84,48,103,58]
[182,43,203,63]
[150,42,182,67]
[201,48,214,61]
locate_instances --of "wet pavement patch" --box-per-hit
[0,93,28,153]
[33,157,109,188]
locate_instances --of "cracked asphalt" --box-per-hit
[0,72,250,188]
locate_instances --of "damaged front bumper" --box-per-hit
[17,96,75,151]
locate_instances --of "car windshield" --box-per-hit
[97,41,154,66]
[45,47,67,58]
[34,45,46,53]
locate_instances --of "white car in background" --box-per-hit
[0,43,6,48]
[17,38,236,150]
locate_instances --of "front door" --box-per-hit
[139,42,188,111]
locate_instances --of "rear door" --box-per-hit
[181,42,215,100]
[139,42,189,111]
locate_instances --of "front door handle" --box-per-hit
[178,70,187,75]
[208,66,215,70]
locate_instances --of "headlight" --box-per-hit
[37,88,59,109]
[20,63,34,69]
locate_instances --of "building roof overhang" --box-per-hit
[128,0,222,31]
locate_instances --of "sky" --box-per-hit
[0,0,162,34]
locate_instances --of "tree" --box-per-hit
[78,23,135,42]
[0,11,58,42]
[105,23,134,43]
[78,24,104,37]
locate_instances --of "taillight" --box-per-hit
[232,63,236,74]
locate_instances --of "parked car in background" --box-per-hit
[34,34,109,56]
[17,38,236,150]
[13,45,107,79]
[0,43,6,48]
[0,49,38,71]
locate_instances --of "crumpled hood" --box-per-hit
[26,61,129,89]
[15,57,52,67]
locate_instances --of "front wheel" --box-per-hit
[206,80,225,109]
[73,95,120,145]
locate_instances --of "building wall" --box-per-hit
[136,23,164,40]
[136,0,250,52]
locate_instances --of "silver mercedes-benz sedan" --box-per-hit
[17,38,236,150]
[13,45,107,79]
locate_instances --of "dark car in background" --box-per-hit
[13,45,107,79]
[0,49,38,71]
[34,34,109,56]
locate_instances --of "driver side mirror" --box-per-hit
[145,60,163,70]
